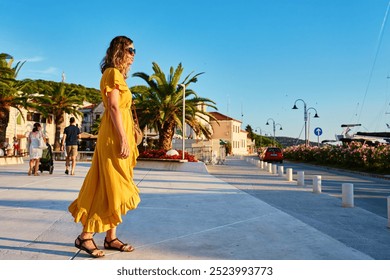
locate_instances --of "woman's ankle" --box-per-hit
[80,232,93,240]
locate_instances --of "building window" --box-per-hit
[34,113,41,122]
[27,112,41,122]
[83,113,89,123]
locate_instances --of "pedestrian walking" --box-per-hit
[61,117,81,175]
[68,35,140,258]
[27,122,45,176]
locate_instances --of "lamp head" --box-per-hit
[314,113,319,118]
[292,104,298,109]
[266,121,269,125]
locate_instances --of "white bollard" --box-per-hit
[297,171,305,186]
[313,176,322,194]
[278,166,284,177]
[387,196,390,228]
[342,183,354,208]
[260,161,264,169]
[268,163,272,173]
[286,168,293,181]
[272,164,277,174]
[264,162,268,169]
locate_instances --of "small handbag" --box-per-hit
[132,102,143,146]
[38,135,47,149]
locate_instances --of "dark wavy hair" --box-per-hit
[32,122,41,133]
[100,36,133,74]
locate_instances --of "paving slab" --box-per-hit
[0,158,375,260]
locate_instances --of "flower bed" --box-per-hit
[283,142,390,174]
[138,149,198,162]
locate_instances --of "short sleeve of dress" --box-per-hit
[102,68,128,96]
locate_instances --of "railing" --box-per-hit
[184,146,226,165]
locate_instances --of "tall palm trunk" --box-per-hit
[54,123,62,151]
[53,113,65,151]
[0,106,10,146]
[158,121,176,150]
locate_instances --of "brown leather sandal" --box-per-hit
[104,237,134,252]
[75,236,105,258]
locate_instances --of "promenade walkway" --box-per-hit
[0,157,389,260]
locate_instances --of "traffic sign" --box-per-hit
[314,127,323,136]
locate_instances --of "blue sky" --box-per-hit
[2,0,390,142]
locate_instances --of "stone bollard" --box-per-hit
[342,183,354,208]
[387,196,390,228]
[268,163,272,173]
[278,166,284,177]
[313,176,322,194]
[272,164,277,174]
[285,168,291,180]
[297,171,305,186]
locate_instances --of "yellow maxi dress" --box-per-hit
[68,68,140,233]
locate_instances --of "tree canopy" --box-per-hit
[131,62,218,150]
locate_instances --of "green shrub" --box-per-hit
[283,143,390,174]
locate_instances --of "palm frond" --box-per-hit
[131,61,218,149]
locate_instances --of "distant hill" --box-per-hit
[275,136,319,147]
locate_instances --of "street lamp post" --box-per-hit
[266,118,283,146]
[143,125,148,150]
[179,84,186,160]
[292,99,307,146]
[306,107,319,144]
[292,99,319,146]
[255,127,262,148]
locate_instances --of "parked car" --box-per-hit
[260,147,283,163]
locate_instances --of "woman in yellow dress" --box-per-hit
[68,36,140,258]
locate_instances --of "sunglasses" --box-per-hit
[127,47,136,55]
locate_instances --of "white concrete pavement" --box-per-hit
[0,157,380,260]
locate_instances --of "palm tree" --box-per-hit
[0,53,31,145]
[245,124,254,140]
[131,62,218,150]
[0,53,25,79]
[30,80,99,150]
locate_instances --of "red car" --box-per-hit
[260,147,283,163]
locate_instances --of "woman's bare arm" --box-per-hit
[107,88,129,158]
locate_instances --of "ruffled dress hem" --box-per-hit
[68,194,141,233]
